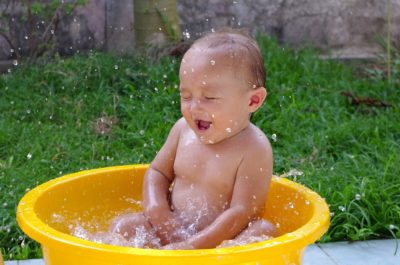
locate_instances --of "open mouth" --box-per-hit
[195,119,212,131]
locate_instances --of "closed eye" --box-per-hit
[205,96,218,100]
[180,93,192,100]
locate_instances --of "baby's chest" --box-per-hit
[174,143,242,188]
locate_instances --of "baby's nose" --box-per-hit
[190,99,202,112]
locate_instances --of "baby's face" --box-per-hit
[179,46,253,144]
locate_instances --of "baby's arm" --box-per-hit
[166,142,273,249]
[142,118,184,244]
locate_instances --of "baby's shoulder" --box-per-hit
[240,124,272,156]
[169,117,188,135]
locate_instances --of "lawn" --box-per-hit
[0,36,399,260]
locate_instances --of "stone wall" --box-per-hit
[0,0,399,61]
[178,0,400,58]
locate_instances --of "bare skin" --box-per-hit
[110,39,276,249]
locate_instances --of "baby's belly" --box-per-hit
[171,184,228,232]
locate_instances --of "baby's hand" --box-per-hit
[161,241,194,250]
[151,215,183,242]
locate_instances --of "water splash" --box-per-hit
[183,30,191,39]
[217,235,272,248]
[70,223,161,249]
[286,169,304,177]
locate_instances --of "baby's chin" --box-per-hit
[195,132,228,145]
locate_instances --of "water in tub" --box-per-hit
[66,193,272,249]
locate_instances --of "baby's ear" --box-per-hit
[248,87,267,112]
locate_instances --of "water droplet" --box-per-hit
[139,130,145,135]
[389,224,397,230]
[24,35,29,40]
[338,205,346,212]
[202,80,207,85]
[183,30,191,39]
[287,169,304,177]
[210,60,216,66]
[114,65,119,70]
[305,200,310,205]
[13,60,18,66]
[355,194,361,200]
[271,133,277,142]
[3,202,7,207]
[183,70,187,75]
[26,109,31,114]
[27,153,32,160]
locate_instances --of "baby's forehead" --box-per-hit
[182,44,252,82]
[180,51,253,91]
[188,40,248,59]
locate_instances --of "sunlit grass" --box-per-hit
[0,36,399,259]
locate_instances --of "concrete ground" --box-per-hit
[4,239,399,265]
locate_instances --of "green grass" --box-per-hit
[1,36,399,260]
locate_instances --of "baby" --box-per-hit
[110,29,276,249]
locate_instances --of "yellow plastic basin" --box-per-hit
[17,165,329,265]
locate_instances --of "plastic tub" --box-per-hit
[17,164,329,265]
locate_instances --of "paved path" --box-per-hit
[305,240,399,265]
[4,239,399,265]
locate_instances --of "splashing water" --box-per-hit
[183,30,191,39]
[286,169,304,177]
[217,235,272,248]
[71,223,161,249]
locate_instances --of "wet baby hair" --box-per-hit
[190,28,266,89]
